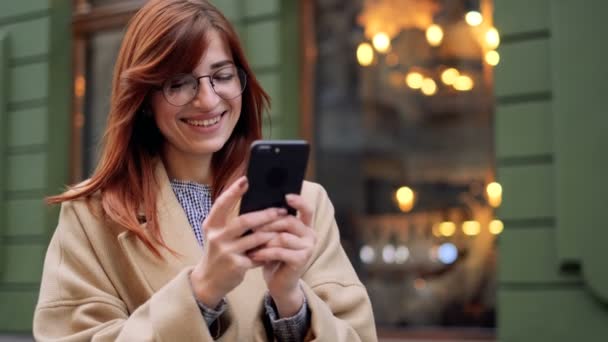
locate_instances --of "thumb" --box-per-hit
[205,176,248,226]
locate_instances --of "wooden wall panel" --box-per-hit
[495,100,552,159]
[1,17,49,61]
[499,288,608,341]
[500,228,578,284]
[8,107,47,148]
[0,291,39,331]
[0,0,49,22]
[494,0,549,36]
[497,164,554,220]
[9,62,48,104]
[5,199,47,237]
[7,154,47,192]
[495,39,551,98]
[551,0,608,302]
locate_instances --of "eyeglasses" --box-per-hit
[161,65,247,106]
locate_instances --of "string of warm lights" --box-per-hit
[359,180,504,266]
[356,2,501,95]
[395,183,502,212]
[391,181,503,244]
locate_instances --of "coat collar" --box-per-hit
[117,159,203,292]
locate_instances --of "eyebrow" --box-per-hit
[210,60,234,69]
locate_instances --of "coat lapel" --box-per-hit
[117,160,203,293]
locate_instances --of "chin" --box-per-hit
[188,139,230,156]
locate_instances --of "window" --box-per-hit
[311,0,499,338]
[71,0,143,180]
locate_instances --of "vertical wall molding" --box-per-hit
[45,0,72,238]
[0,31,9,275]
[551,0,608,303]
[278,0,300,139]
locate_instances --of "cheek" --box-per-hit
[230,98,243,120]
[151,94,174,130]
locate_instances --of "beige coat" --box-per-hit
[33,162,377,341]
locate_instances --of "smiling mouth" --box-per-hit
[182,112,225,128]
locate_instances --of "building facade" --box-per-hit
[0,0,606,340]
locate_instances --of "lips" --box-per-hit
[181,111,226,128]
[184,116,220,127]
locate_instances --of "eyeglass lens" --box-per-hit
[162,66,246,106]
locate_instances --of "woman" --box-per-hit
[33,0,376,341]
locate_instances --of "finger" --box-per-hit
[249,247,305,266]
[255,216,308,238]
[263,232,309,250]
[226,207,288,238]
[285,194,313,226]
[251,260,265,268]
[234,254,258,270]
[233,231,279,253]
[205,177,248,227]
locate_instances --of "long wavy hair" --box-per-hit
[47,0,270,256]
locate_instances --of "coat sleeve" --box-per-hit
[299,183,378,342]
[33,201,234,342]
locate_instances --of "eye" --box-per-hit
[166,75,195,91]
[213,68,236,82]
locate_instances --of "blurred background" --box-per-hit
[0,0,607,341]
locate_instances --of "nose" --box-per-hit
[191,77,220,109]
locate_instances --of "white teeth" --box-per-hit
[185,115,221,127]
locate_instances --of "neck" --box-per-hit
[161,145,213,185]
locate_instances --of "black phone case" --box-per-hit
[239,140,309,215]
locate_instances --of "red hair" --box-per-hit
[47,0,270,256]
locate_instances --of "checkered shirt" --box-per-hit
[169,179,212,246]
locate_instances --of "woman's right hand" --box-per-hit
[189,176,287,308]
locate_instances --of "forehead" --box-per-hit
[194,30,233,72]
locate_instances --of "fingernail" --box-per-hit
[239,177,248,188]
[277,208,288,215]
[285,194,297,202]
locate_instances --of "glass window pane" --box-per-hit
[314,0,497,332]
[83,29,124,176]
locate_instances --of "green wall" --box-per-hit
[495,0,608,340]
[214,0,301,139]
[0,0,71,333]
[6,0,607,338]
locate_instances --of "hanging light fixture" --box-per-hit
[464,0,482,26]
[439,222,456,237]
[421,78,437,96]
[357,42,374,66]
[485,27,500,49]
[426,24,444,46]
[454,74,474,91]
[441,68,459,85]
[405,71,424,89]
[395,186,415,212]
[486,182,503,207]
[462,221,481,236]
[489,220,504,235]
[485,50,500,66]
[372,32,391,53]
[465,11,483,26]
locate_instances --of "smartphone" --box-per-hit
[239,140,310,216]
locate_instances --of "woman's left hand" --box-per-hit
[248,194,316,318]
